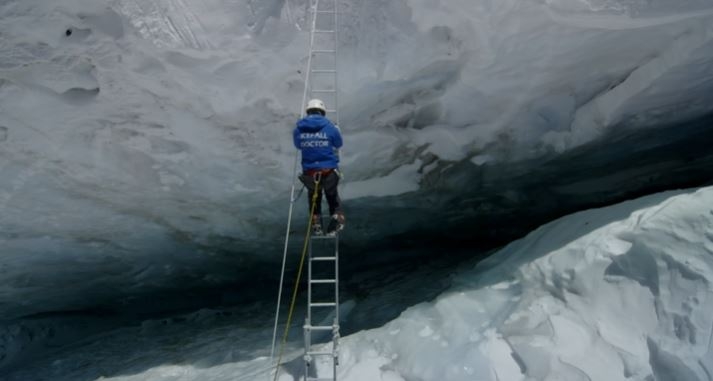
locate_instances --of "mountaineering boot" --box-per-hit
[312,214,323,236]
[326,213,345,236]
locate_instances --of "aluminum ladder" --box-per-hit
[269,0,342,379]
[304,234,340,381]
[302,1,341,379]
[301,0,340,126]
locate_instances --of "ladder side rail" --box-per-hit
[325,236,342,380]
[307,239,313,325]
[304,5,322,380]
[334,235,340,326]
[302,0,323,116]
[330,4,341,380]
[333,0,340,127]
[305,238,314,378]
[332,0,342,200]
[333,235,340,379]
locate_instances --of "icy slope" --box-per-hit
[330,187,713,381]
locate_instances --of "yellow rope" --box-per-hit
[273,176,321,381]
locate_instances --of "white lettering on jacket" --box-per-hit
[301,140,329,148]
[300,132,328,139]
[300,132,329,148]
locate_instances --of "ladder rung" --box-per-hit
[311,302,337,308]
[312,50,336,54]
[314,30,335,34]
[311,279,336,284]
[305,325,335,331]
[311,69,337,73]
[311,235,337,240]
[307,351,334,356]
[312,89,336,93]
[314,10,336,14]
[325,109,337,113]
[307,378,336,381]
[311,256,336,261]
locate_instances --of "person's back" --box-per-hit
[294,113,342,170]
[293,99,345,236]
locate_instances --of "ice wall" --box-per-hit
[6,189,709,381]
[0,0,712,368]
[333,186,713,381]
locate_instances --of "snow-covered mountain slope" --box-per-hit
[328,186,713,381]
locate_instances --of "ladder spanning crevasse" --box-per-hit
[303,2,341,379]
[302,0,340,125]
[304,235,340,381]
[271,0,342,380]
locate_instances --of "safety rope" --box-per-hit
[272,177,321,381]
[270,0,322,365]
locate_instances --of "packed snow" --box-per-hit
[331,187,713,381]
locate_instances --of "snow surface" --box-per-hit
[324,186,713,381]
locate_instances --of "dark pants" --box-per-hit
[299,169,342,217]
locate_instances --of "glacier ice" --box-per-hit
[323,187,713,381]
[1,0,713,379]
[6,187,710,380]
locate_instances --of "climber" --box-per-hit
[293,99,345,236]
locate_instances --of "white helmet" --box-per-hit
[306,99,326,115]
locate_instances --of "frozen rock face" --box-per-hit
[0,0,712,332]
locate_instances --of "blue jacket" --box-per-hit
[293,114,343,170]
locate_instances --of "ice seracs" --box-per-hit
[333,186,713,381]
